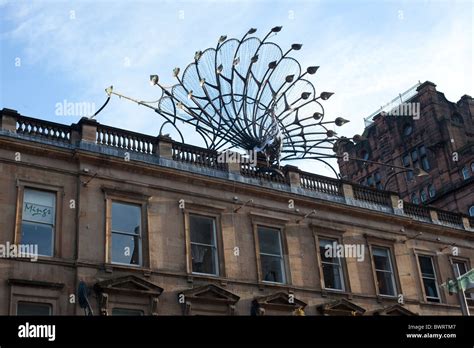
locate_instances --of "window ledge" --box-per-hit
[8,278,65,289]
[103,263,150,275]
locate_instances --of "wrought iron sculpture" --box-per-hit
[104,26,350,174]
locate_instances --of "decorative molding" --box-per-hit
[249,211,290,224]
[8,278,64,289]
[94,275,164,297]
[101,185,151,201]
[180,284,240,315]
[151,296,160,316]
[368,304,418,316]
[317,298,366,316]
[99,292,108,316]
[94,275,163,316]
[182,200,227,212]
[253,292,306,315]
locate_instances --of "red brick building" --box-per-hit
[337,81,474,216]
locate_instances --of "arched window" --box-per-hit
[461,166,470,180]
[360,149,369,160]
[403,123,413,136]
[420,189,427,203]
[411,193,420,204]
[469,206,474,217]
[451,113,463,125]
[428,184,436,198]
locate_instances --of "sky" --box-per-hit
[0,0,472,177]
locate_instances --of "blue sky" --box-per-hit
[1,0,472,176]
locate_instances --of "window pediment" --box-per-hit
[317,298,365,316]
[181,284,239,304]
[253,292,307,311]
[180,284,240,315]
[94,275,163,296]
[370,304,418,316]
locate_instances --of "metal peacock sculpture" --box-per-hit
[102,26,350,175]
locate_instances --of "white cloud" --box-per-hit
[1,0,472,177]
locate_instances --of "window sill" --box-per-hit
[104,263,150,275]
[321,288,352,299]
[376,294,398,303]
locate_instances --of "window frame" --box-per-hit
[256,225,286,284]
[449,257,474,302]
[313,227,350,294]
[103,188,150,269]
[110,201,143,267]
[188,213,220,276]
[415,252,442,303]
[250,214,291,286]
[317,236,346,292]
[370,245,397,297]
[183,202,226,279]
[14,181,64,259]
[16,301,52,316]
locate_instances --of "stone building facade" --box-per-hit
[0,108,473,316]
[337,81,474,217]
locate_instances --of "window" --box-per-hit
[411,149,418,168]
[411,193,419,204]
[461,166,470,180]
[360,150,369,160]
[372,247,396,296]
[402,154,413,180]
[111,201,142,266]
[111,308,144,316]
[402,154,410,167]
[419,145,430,171]
[374,172,382,190]
[258,226,285,283]
[418,255,440,302]
[452,260,474,301]
[403,123,413,136]
[420,188,427,203]
[17,302,52,315]
[21,189,56,257]
[469,206,474,217]
[428,184,436,198]
[451,113,463,125]
[190,214,218,275]
[366,175,374,187]
[359,179,366,186]
[403,146,430,179]
[319,238,345,291]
